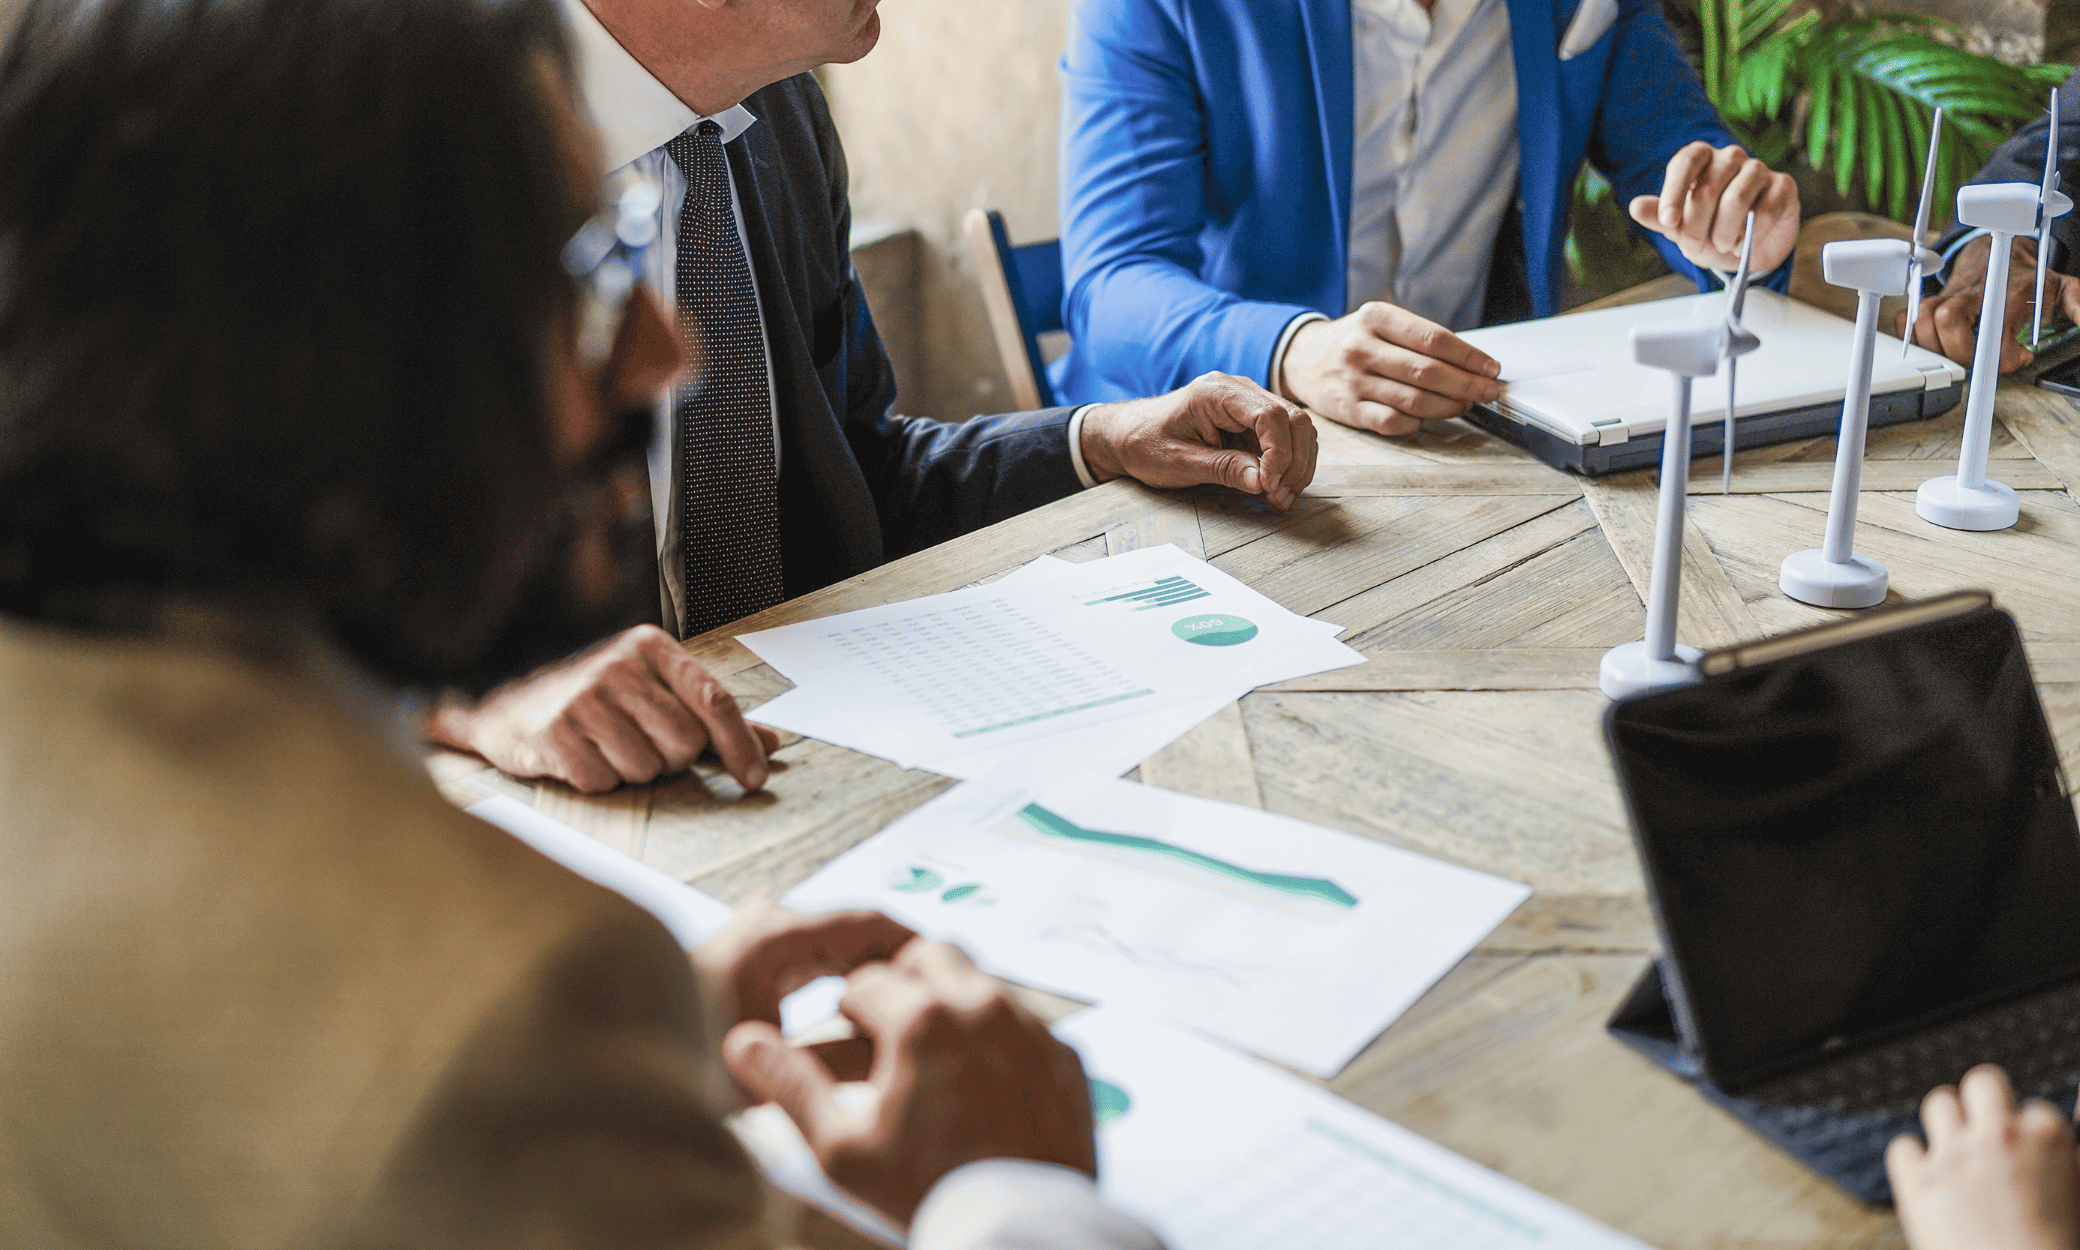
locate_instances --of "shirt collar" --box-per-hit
[559,0,757,173]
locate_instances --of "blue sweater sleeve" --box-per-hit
[1057,0,1315,399]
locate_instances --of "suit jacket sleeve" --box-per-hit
[337,904,773,1250]
[1932,65,2080,269]
[1056,0,1316,398]
[1582,0,1792,294]
[813,90,1084,560]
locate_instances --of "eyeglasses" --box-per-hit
[561,171,663,368]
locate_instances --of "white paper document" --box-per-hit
[783,774,1530,1076]
[1060,1007,1653,1250]
[740,546,1361,770]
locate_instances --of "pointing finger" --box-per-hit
[648,633,771,791]
[1656,141,1716,231]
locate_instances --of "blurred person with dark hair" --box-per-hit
[1898,71,2080,375]
[420,0,1324,797]
[0,0,1160,1244]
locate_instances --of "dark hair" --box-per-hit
[0,0,579,683]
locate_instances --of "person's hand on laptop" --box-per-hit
[1080,371,1318,510]
[1887,1064,2080,1250]
[1894,234,2080,374]
[425,624,779,794]
[1276,303,1502,437]
[1628,141,1800,275]
[722,938,1097,1225]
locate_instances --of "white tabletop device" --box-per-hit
[1461,288,1965,476]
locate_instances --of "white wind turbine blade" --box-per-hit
[1722,211,1757,493]
[1903,108,1944,357]
[2035,88,2061,348]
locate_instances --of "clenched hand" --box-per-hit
[1080,372,1317,510]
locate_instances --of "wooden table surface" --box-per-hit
[435,372,2080,1250]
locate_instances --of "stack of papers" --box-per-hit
[744,545,1359,776]
[469,793,1621,1250]
[1059,1009,1651,1250]
[736,1007,1649,1250]
[784,773,1529,1077]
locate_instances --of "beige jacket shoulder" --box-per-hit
[0,620,768,1250]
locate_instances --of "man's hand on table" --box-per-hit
[1627,141,1800,274]
[724,938,1098,1226]
[1895,234,2080,374]
[424,623,777,794]
[1278,303,1502,437]
[1079,371,1318,510]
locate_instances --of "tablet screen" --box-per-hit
[1607,606,2080,1090]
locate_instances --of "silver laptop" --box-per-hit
[1460,289,1968,475]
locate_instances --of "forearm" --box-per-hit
[863,408,1084,557]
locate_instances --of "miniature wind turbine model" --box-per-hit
[1780,114,1947,609]
[1715,217,1758,493]
[1600,223,1762,700]
[1917,89,2072,531]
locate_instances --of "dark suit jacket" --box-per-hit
[474,75,1086,668]
[1934,66,2080,271]
[726,74,1083,600]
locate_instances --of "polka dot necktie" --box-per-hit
[665,120,785,638]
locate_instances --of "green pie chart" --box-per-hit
[1090,1078,1132,1125]
[1171,614,1259,646]
[890,866,944,893]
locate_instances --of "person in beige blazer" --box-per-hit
[0,0,1162,1245]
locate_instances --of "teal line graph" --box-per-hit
[1010,804,1358,909]
[1083,574,1211,611]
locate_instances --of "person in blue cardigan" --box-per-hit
[1053,0,1803,437]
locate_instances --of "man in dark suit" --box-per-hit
[427,0,1318,794]
[1902,68,2080,375]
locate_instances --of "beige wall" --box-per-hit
[826,0,2047,422]
[824,0,1071,421]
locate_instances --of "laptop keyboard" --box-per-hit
[1745,980,2080,1113]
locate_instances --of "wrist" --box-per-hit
[1076,402,1130,483]
[1278,317,1329,407]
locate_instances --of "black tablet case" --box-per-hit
[1609,960,1914,1205]
[1602,601,2080,1207]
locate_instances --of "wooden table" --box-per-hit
[436,375,2080,1250]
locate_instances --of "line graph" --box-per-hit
[1007,804,1359,911]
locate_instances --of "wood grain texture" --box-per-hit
[1692,457,2065,494]
[434,374,2080,1250]
[1578,470,1764,648]
[1103,496,1207,557]
[1135,699,1262,808]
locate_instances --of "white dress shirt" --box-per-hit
[1274,0,1520,391]
[562,0,1094,634]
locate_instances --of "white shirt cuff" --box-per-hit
[1938,227,1993,283]
[1067,404,1102,490]
[910,1160,1165,1250]
[1269,312,1329,402]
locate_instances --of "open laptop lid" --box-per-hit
[1463,289,1965,449]
[1605,594,2080,1092]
